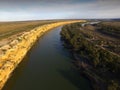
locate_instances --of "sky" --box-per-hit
[0,0,120,21]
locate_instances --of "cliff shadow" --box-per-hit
[2,55,30,90]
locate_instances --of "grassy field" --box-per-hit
[100,21,120,27]
[97,21,120,38]
[0,20,60,40]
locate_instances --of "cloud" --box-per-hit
[0,0,120,21]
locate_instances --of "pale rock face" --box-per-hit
[0,20,85,90]
[1,45,11,50]
[10,40,19,46]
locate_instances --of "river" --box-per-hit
[3,27,92,90]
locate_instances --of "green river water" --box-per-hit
[3,27,92,90]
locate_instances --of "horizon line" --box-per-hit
[0,18,120,22]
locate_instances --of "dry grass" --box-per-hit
[0,20,57,40]
[101,21,120,27]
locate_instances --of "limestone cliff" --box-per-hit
[0,20,85,90]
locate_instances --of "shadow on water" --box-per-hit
[2,55,29,90]
[57,68,92,90]
[53,37,74,61]
[57,31,92,90]
[2,27,92,90]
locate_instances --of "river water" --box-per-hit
[3,27,92,90]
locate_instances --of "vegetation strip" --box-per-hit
[60,22,120,90]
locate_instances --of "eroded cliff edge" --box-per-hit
[0,20,85,90]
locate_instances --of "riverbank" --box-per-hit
[60,22,120,90]
[0,20,85,90]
